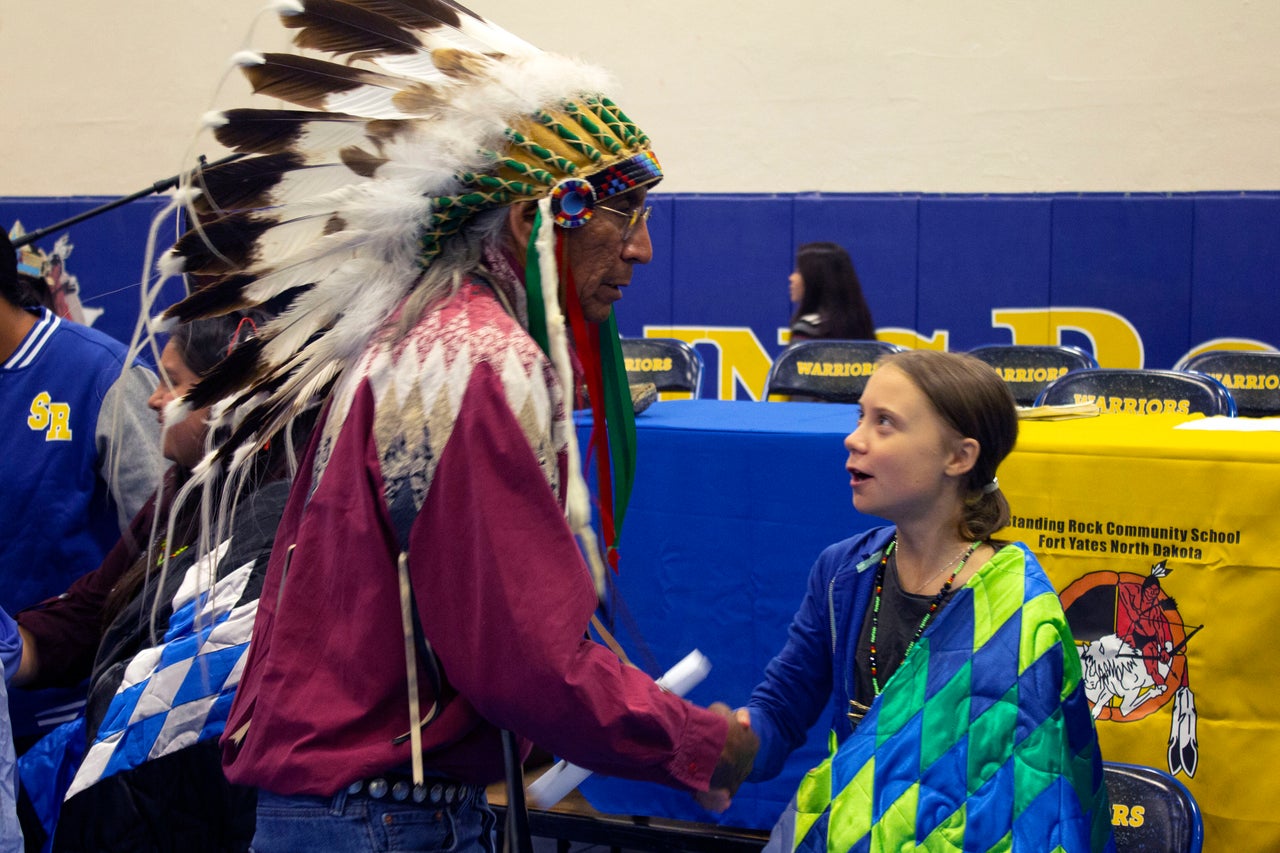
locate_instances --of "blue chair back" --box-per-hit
[620,337,704,396]
[1104,762,1203,853]
[1174,349,1280,417]
[968,344,1098,405]
[763,339,906,403]
[1034,368,1237,416]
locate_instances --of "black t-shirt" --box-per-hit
[851,557,956,726]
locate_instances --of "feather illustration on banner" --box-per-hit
[139,0,661,594]
[1169,685,1198,778]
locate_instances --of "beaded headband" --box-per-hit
[423,97,663,262]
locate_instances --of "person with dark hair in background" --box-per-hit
[6,310,311,852]
[12,272,54,313]
[788,241,876,342]
[0,229,161,750]
[743,350,1113,852]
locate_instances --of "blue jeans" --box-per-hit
[252,786,496,852]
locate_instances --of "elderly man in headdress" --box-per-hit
[146,2,756,850]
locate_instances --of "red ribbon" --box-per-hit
[557,234,620,570]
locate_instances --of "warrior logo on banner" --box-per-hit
[1059,560,1204,778]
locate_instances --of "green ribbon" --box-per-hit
[524,207,551,358]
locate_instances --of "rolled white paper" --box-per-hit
[526,649,712,808]
[656,648,712,697]
[525,759,593,809]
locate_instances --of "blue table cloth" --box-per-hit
[576,400,879,830]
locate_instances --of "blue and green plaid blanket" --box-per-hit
[767,545,1114,853]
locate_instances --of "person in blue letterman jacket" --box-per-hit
[0,229,160,747]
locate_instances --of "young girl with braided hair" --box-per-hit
[744,350,1114,852]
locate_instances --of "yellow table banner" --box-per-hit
[999,414,1280,851]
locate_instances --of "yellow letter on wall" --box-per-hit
[992,308,1144,368]
[645,327,773,400]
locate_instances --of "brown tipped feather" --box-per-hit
[215,365,339,466]
[338,146,387,178]
[283,0,422,59]
[171,215,273,275]
[365,118,414,144]
[242,53,393,109]
[390,82,447,114]
[185,338,268,411]
[192,153,303,214]
[167,278,314,326]
[343,0,465,30]
[430,47,490,78]
[215,108,361,154]
[165,274,259,323]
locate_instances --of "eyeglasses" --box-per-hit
[595,203,653,243]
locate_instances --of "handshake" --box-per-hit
[696,704,758,812]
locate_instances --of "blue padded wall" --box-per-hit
[624,192,1279,397]
[1050,195,1196,371]
[917,195,1053,350]
[666,195,794,330]
[5,192,1277,398]
[1190,195,1280,347]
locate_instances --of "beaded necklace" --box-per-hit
[868,536,980,696]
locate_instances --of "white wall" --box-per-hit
[4,1,1279,196]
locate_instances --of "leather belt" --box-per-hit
[345,772,481,806]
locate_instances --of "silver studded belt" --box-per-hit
[345,773,482,807]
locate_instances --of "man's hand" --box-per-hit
[695,702,758,812]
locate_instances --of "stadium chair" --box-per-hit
[968,344,1098,406]
[1174,349,1280,417]
[620,337,704,396]
[1034,368,1237,417]
[1104,762,1203,853]
[763,339,906,403]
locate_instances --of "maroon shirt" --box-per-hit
[222,282,726,795]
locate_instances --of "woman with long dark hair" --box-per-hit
[788,242,876,342]
[8,311,312,852]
